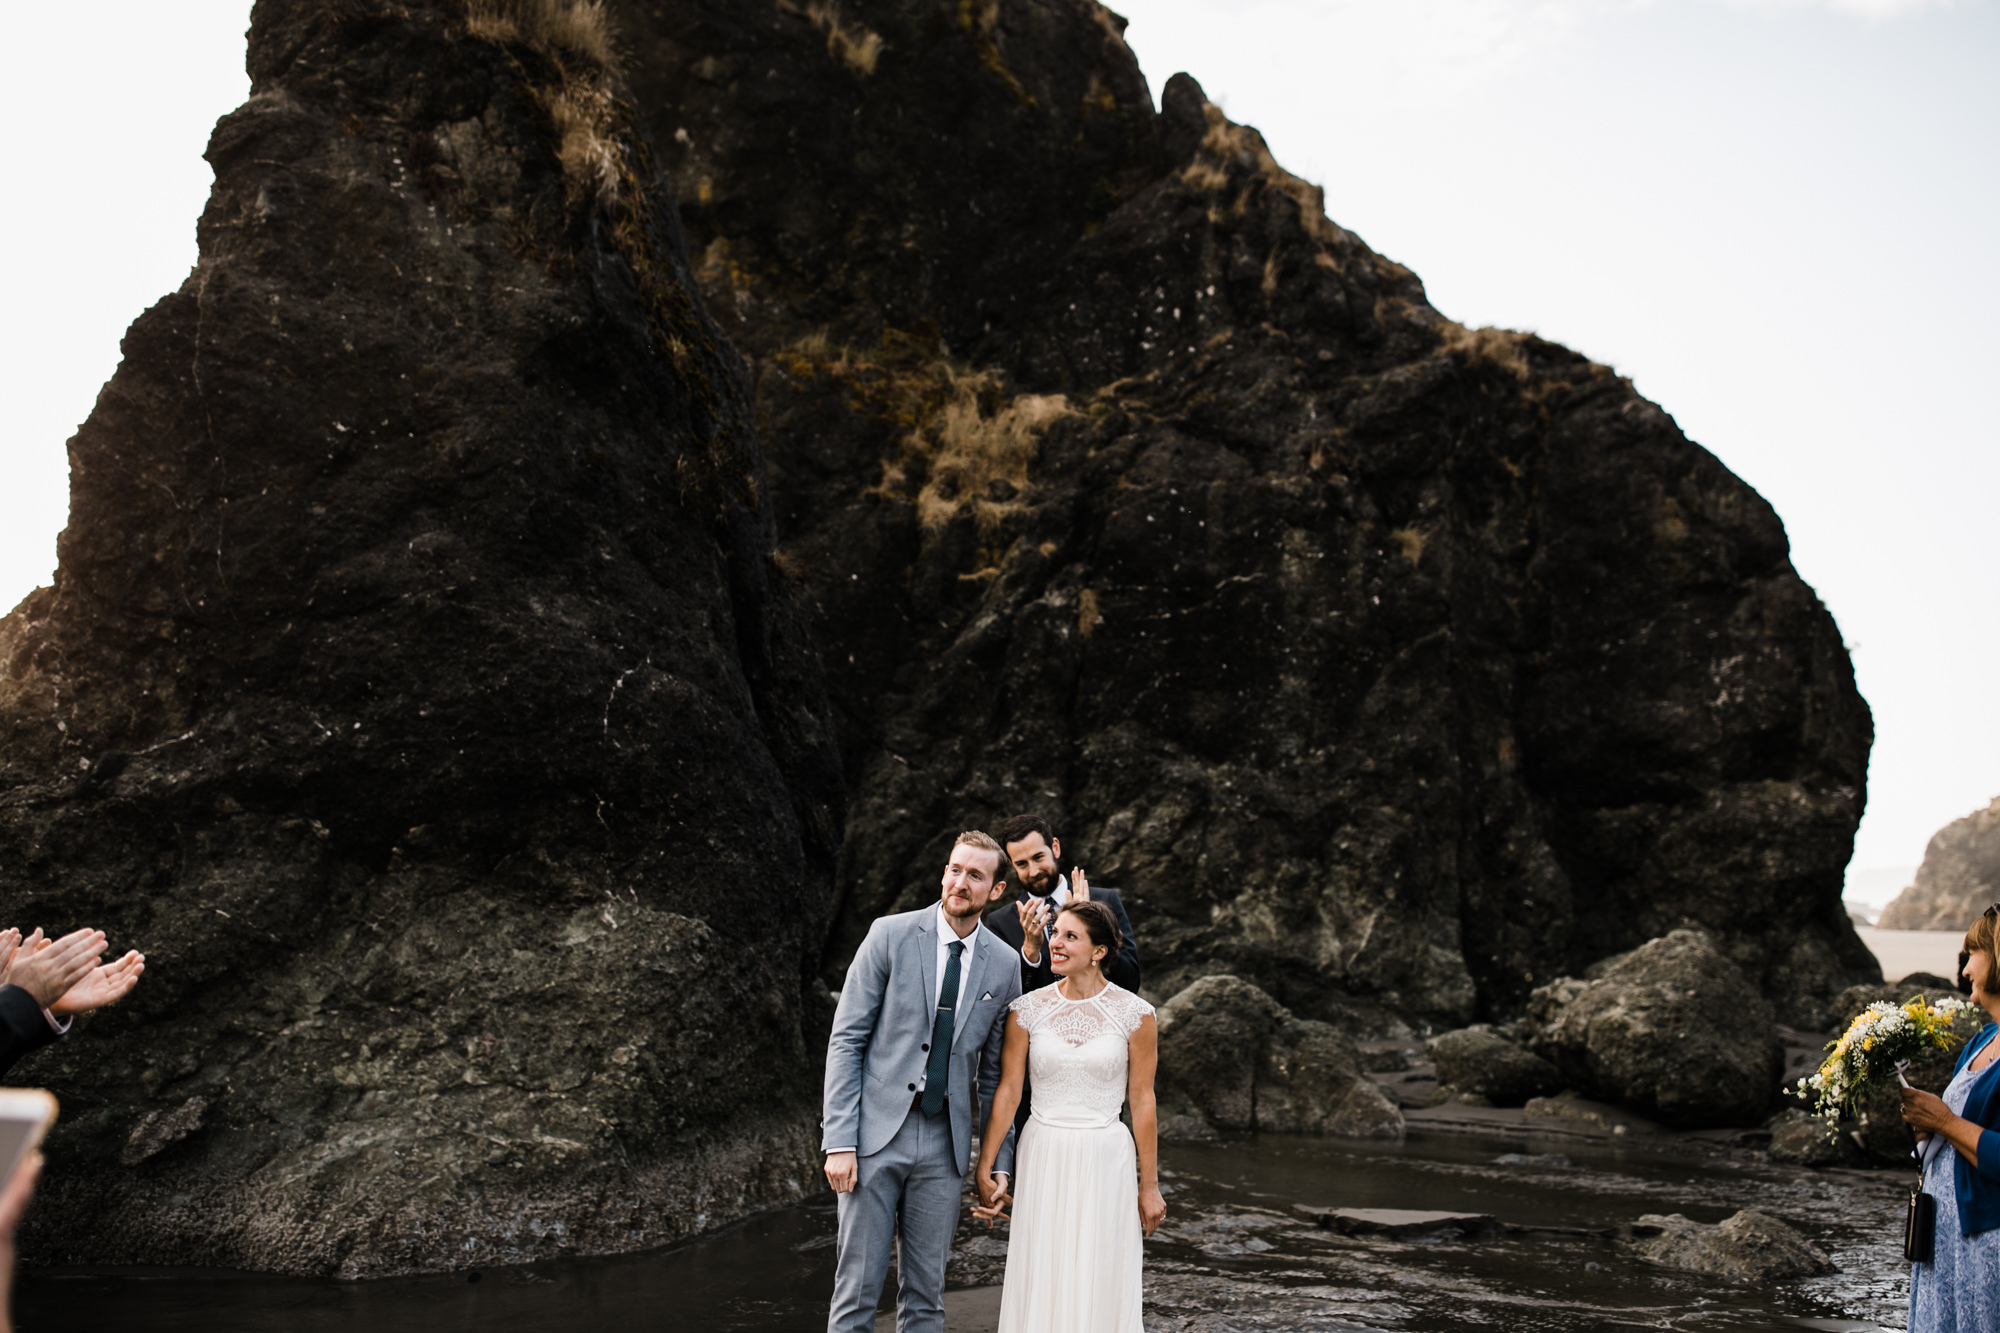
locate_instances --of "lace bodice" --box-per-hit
[1010,983,1154,1129]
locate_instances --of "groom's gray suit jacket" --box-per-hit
[823,909,1022,1176]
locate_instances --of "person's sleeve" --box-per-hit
[1976,1126,2000,1184]
[0,984,59,1081]
[981,975,1022,1177]
[1106,890,1141,993]
[822,922,890,1155]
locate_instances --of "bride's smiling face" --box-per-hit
[1048,912,1107,977]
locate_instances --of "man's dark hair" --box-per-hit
[999,813,1057,852]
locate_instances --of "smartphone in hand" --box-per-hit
[0,1091,56,1187]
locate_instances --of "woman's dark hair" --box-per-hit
[1056,900,1121,969]
[1962,906,2000,997]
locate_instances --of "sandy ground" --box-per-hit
[1856,926,1964,983]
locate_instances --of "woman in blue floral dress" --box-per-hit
[1902,905,2000,1332]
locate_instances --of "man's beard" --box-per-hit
[1021,868,1059,897]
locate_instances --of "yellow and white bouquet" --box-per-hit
[1795,996,1975,1135]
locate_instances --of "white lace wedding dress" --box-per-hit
[997,981,1155,1333]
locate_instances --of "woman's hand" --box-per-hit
[1903,1086,1958,1135]
[1139,1184,1166,1237]
[971,1174,1011,1227]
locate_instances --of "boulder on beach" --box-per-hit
[623,0,1876,1034]
[1155,976,1404,1139]
[1524,931,1783,1128]
[1426,1025,1561,1106]
[1624,1210,1835,1281]
[1764,1108,1856,1167]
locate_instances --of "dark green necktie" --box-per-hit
[921,940,964,1117]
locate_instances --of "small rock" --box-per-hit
[1426,1025,1561,1106]
[1765,1108,1854,1167]
[1624,1210,1835,1282]
[1155,976,1404,1140]
[1307,1207,1501,1239]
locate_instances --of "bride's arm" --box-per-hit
[972,1014,1030,1221]
[1128,1014,1166,1236]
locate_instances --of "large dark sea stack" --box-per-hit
[1877,796,2000,930]
[0,0,839,1275]
[615,0,1876,1025]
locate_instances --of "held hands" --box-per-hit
[1139,1183,1166,1237]
[971,1171,1012,1227]
[824,1151,858,1194]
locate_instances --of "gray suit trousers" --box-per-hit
[828,1104,959,1333]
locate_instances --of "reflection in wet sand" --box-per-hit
[22,1130,1911,1331]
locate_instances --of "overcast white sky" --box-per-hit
[1,1,1993,906]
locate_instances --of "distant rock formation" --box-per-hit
[618,0,1876,1025]
[1877,797,2000,930]
[0,1,838,1275]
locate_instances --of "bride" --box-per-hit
[972,898,1166,1332]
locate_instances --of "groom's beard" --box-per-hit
[1020,868,1059,898]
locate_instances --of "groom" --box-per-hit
[823,830,1023,1333]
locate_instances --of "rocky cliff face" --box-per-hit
[0,0,839,1276]
[1877,797,2000,931]
[617,0,1877,1026]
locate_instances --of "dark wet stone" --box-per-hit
[1624,1209,1836,1281]
[1310,1208,1501,1239]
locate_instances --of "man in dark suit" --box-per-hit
[983,814,1140,995]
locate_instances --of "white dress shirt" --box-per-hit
[919,902,979,1092]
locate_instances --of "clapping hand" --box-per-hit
[1016,898,1049,964]
[1071,867,1090,902]
[51,949,145,1017]
[0,929,106,1009]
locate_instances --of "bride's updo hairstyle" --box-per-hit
[1057,900,1121,971]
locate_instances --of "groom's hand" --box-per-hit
[824,1152,858,1194]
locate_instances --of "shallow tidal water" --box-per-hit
[17,1129,1913,1332]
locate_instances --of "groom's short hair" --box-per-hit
[999,813,1056,850]
[952,829,1003,871]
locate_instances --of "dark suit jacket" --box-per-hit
[985,885,1141,997]
[0,985,60,1081]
